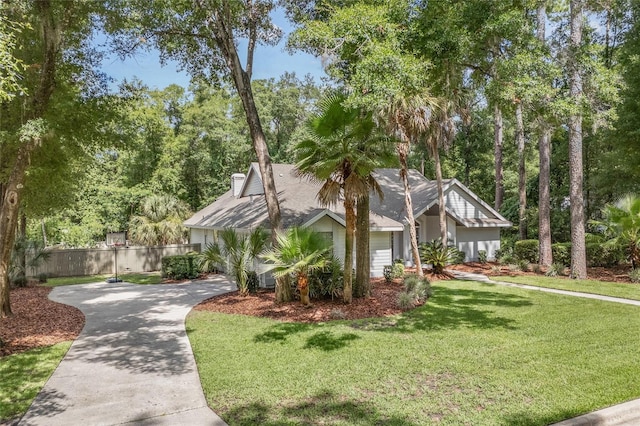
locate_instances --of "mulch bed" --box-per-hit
[194,278,411,323]
[0,286,84,357]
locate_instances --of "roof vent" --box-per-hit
[231,173,246,197]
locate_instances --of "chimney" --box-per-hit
[231,173,245,197]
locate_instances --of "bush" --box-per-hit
[392,261,405,279]
[586,242,624,267]
[247,271,259,293]
[552,243,571,266]
[38,273,48,283]
[402,274,432,305]
[11,275,28,288]
[532,263,542,274]
[308,257,343,300]
[396,291,415,310]
[546,262,566,277]
[478,250,488,264]
[630,269,640,283]
[517,259,530,272]
[383,265,393,283]
[514,239,539,263]
[162,253,199,280]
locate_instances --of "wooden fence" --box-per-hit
[29,244,201,278]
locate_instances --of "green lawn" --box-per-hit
[494,275,640,301]
[0,342,72,421]
[45,272,163,287]
[187,280,640,425]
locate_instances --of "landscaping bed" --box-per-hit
[1,286,84,357]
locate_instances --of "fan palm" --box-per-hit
[199,227,269,295]
[598,195,640,269]
[295,91,396,303]
[261,226,331,306]
[129,194,191,245]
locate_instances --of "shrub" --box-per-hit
[403,274,420,292]
[532,263,542,274]
[402,274,432,305]
[396,291,415,310]
[517,259,530,272]
[546,262,566,277]
[499,254,516,265]
[11,276,28,288]
[551,243,571,266]
[162,253,199,280]
[392,261,405,279]
[491,265,502,274]
[508,263,519,272]
[420,239,454,274]
[383,265,393,283]
[586,242,624,267]
[514,239,539,263]
[247,271,260,293]
[308,257,343,300]
[38,273,48,283]
[478,250,488,264]
[629,269,640,283]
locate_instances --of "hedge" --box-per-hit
[514,239,539,263]
[551,243,571,266]
[162,253,200,280]
[586,243,624,267]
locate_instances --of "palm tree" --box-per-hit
[261,226,331,306]
[198,227,269,295]
[380,93,437,276]
[129,194,191,245]
[598,195,640,269]
[295,91,396,303]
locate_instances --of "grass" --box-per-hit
[44,272,163,287]
[494,275,640,301]
[0,342,72,421]
[187,280,640,425]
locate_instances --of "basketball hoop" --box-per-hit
[106,233,127,283]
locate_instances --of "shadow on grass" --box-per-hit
[303,331,360,351]
[253,323,313,344]
[351,286,532,333]
[222,389,417,426]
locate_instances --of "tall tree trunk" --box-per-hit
[433,146,447,243]
[343,198,355,303]
[537,1,553,267]
[569,0,587,279]
[397,142,423,276]
[1,0,58,318]
[538,128,553,266]
[355,193,370,298]
[204,5,288,301]
[494,105,504,211]
[515,102,527,240]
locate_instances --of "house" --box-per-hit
[184,163,511,278]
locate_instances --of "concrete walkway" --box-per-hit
[451,270,640,426]
[19,276,234,426]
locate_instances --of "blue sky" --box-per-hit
[99,8,326,91]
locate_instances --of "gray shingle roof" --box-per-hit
[184,163,510,231]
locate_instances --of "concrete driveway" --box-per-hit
[19,276,234,426]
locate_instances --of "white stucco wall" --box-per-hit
[455,227,501,261]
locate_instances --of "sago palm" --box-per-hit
[261,226,331,306]
[295,91,395,303]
